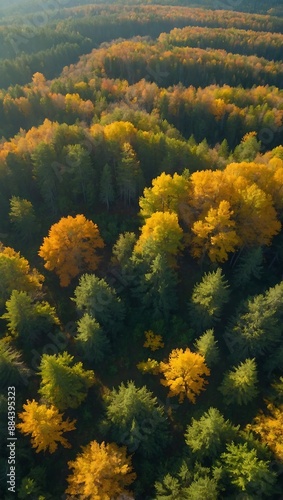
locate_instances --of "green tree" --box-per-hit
[219,359,258,406]
[2,290,59,346]
[73,274,125,336]
[31,142,58,214]
[100,163,115,209]
[0,339,30,388]
[9,196,39,244]
[186,476,219,500]
[0,244,44,310]
[189,268,230,332]
[225,282,283,361]
[140,253,178,322]
[102,381,169,457]
[63,144,96,207]
[116,142,143,205]
[185,407,239,461]
[233,247,263,288]
[38,351,95,410]
[112,232,137,268]
[194,329,220,367]
[220,442,276,495]
[75,313,109,364]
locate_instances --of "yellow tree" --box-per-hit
[66,441,136,499]
[134,211,183,266]
[159,348,210,403]
[139,172,190,219]
[246,402,283,461]
[17,400,76,453]
[191,200,241,262]
[235,183,281,247]
[38,214,105,286]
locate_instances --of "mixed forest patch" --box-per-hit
[0,1,283,498]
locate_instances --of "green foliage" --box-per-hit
[112,232,137,267]
[140,253,178,322]
[1,290,59,346]
[220,442,276,495]
[75,313,109,363]
[189,268,230,332]
[219,359,258,405]
[102,381,169,457]
[225,282,283,360]
[185,407,239,460]
[233,247,263,288]
[73,273,125,336]
[38,351,95,410]
[0,339,30,388]
[9,196,39,244]
[194,329,220,367]
[185,475,219,500]
[100,163,115,209]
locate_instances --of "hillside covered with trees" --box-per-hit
[0,0,283,498]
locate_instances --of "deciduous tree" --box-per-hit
[66,440,136,499]
[39,214,104,287]
[134,211,183,267]
[160,348,210,403]
[17,400,76,453]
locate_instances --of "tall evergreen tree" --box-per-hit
[219,358,258,406]
[189,268,230,332]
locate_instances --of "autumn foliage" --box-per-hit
[17,400,76,453]
[66,440,136,499]
[39,214,104,286]
[159,348,210,403]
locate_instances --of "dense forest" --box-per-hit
[0,0,283,499]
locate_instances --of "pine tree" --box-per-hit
[220,442,276,495]
[102,381,169,456]
[141,253,178,322]
[38,352,95,410]
[2,290,59,346]
[233,247,263,288]
[0,339,30,388]
[100,163,115,209]
[225,282,283,361]
[189,269,230,332]
[219,358,258,405]
[75,313,109,363]
[194,329,220,367]
[185,407,239,460]
[9,196,39,244]
[73,273,125,336]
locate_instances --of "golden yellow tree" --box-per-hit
[191,200,241,262]
[66,441,136,499]
[134,211,183,266]
[38,214,105,286]
[17,400,76,453]
[159,348,210,403]
[246,402,283,461]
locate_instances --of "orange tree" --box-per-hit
[38,214,104,286]
[159,348,210,403]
